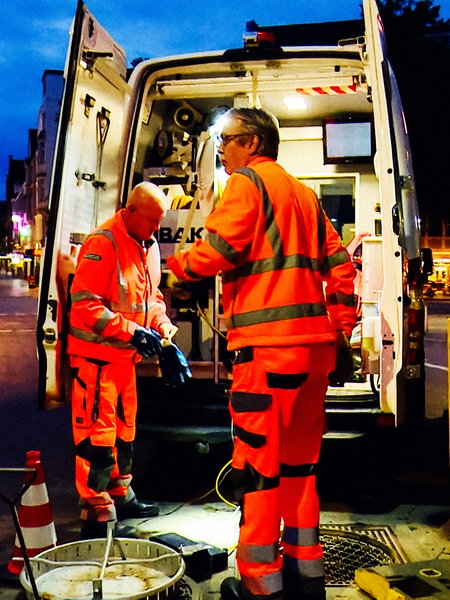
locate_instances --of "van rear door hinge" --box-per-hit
[81,50,114,74]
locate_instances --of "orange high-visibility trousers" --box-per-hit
[70,356,138,523]
[229,343,335,598]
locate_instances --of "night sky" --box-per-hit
[2,0,450,196]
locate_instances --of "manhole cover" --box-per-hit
[320,525,407,586]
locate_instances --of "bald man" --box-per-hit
[68,182,178,539]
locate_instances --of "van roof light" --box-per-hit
[244,21,276,49]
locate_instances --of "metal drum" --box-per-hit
[19,537,185,600]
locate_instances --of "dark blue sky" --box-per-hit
[2,0,450,198]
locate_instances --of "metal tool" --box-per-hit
[93,520,115,599]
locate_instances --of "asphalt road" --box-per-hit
[0,276,79,574]
[425,301,450,419]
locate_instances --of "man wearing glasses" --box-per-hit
[167,108,357,600]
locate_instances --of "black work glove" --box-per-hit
[328,331,354,387]
[130,327,162,358]
[166,272,215,304]
[156,340,192,387]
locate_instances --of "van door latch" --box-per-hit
[75,170,106,189]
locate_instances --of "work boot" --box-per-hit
[220,577,284,600]
[80,520,140,540]
[115,497,159,520]
[220,577,244,600]
[283,572,326,600]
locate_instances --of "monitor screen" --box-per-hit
[323,118,374,164]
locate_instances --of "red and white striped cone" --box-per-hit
[7,450,57,576]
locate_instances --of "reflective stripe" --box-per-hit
[225,253,321,283]
[110,476,132,489]
[227,302,328,329]
[93,308,116,334]
[326,291,356,307]
[184,259,203,280]
[237,167,282,256]
[321,249,352,273]
[80,504,116,522]
[114,301,146,313]
[282,526,320,547]
[241,571,283,596]
[87,229,113,242]
[72,292,149,314]
[72,291,103,303]
[206,232,241,265]
[237,542,279,563]
[283,555,325,578]
[69,326,131,349]
[88,229,134,314]
[296,84,358,95]
[145,299,163,318]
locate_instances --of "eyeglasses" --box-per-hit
[217,133,250,147]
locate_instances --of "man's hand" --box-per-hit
[328,331,354,387]
[166,272,194,301]
[160,322,178,342]
[129,327,161,358]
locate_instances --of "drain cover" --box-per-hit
[319,525,407,586]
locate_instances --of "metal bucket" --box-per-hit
[19,537,185,600]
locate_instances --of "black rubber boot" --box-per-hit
[80,520,140,540]
[220,577,284,600]
[220,577,244,600]
[115,497,159,520]
[283,571,326,600]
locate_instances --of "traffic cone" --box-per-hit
[7,450,57,576]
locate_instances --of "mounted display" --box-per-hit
[323,117,374,164]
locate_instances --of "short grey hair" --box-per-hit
[226,108,280,160]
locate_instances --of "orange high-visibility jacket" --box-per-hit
[167,157,357,350]
[68,209,171,362]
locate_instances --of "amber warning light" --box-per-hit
[244,21,276,48]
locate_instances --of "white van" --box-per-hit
[37,0,426,453]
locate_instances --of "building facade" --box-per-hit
[6,69,63,264]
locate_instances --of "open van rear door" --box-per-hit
[363,0,419,256]
[362,0,420,419]
[37,0,130,409]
